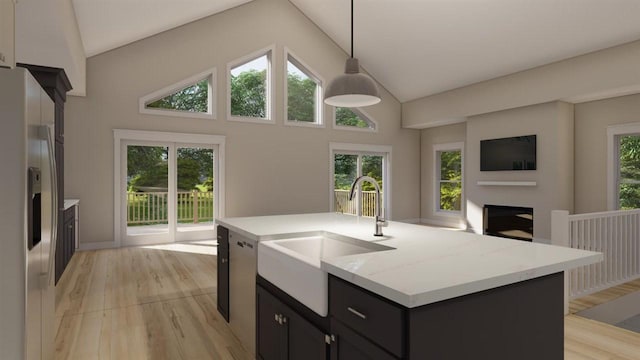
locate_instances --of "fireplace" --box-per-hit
[483,205,533,241]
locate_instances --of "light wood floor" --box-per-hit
[55,246,640,360]
[54,246,251,360]
[569,278,640,314]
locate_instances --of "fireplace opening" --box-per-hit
[484,205,533,242]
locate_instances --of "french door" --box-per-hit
[120,140,218,246]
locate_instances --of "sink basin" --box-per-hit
[258,233,393,316]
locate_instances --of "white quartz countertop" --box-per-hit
[216,213,602,308]
[64,199,79,210]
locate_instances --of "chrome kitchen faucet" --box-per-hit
[349,175,385,236]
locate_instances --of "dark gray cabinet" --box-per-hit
[18,63,72,285]
[217,226,230,322]
[329,318,397,360]
[256,282,328,360]
[328,273,564,360]
[60,206,76,280]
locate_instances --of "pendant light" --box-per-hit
[324,0,381,107]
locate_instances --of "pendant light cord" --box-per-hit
[351,0,354,58]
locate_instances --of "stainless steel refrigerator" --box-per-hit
[0,67,57,360]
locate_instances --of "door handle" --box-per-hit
[236,241,244,248]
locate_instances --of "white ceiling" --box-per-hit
[72,0,253,57]
[290,0,640,102]
[68,0,640,102]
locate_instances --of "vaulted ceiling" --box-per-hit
[18,0,640,101]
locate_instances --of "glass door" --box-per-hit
[122,142,217,245]
[332,151,386,218]
[175,145,216,241]
[124,142,172,245]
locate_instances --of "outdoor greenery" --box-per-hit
[127,146,214,226]
[127,146,214,192]
[439,150,462,211]
[336,107,371,128]
[146,79,208,112]
[619,135,640,209]
[334,154,383,191]
[287,67,317,122]
[231,69,267,118]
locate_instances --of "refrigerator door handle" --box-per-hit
[39,125,57,288]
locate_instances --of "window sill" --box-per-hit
[227,116,275,125]
[434,210,463,218]
[285,120,324,128]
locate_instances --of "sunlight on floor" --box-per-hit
[142,240,218,255]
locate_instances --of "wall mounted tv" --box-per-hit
[480,135,536,171]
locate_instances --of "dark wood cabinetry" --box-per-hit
[329,318,397,360]
[328,273,563,360]
[256,281,329,360]
[217,226,230,322]
[18,63,72,284]
[57,206,76,282]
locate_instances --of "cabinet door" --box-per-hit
[217,226,229,322]
[330,319,397,360]
[256,285,288,360]
[288,307,327,360]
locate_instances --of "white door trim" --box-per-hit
[113,129,226,247]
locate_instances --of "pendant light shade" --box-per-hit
[325,58,380,107]
[324,0,381,108]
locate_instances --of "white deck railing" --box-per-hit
[334,190,381,217]
[127,191,214,225]
[552,209,640,310]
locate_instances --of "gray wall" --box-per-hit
[420,102,575,242]
[574,93,640,213]
[65,0,420,245]
[466,102,574,242]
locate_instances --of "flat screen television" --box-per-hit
[480,135,536,171]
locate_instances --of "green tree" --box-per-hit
[334,154,357,190]
[177,148,214,191]
[439,150,462,211]
[336,107,370,128]
[231,69,266,117]
[146,79,208,112]
[128,146,168,190]
[619,135,640,209]
[287,73,316,122]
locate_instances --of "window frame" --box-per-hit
[284,47,324,128]
[329,142,392,219]
[138,68,216,120]
[607,122,640,210]
[433,142,464,217]
[226,45,276,124]
[332,106,378,132]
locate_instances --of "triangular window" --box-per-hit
[139,69,215,119]
[335,107,376,131]
[227,46,274,122]
[285,50,323,127]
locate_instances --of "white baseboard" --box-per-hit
[420,218,467,230]
[78,241,117,251]
[396,218,422,224]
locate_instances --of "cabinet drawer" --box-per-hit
[329,276,405,358]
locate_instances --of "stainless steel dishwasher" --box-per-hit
[229,231,257,356]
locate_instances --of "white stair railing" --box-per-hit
[552,209,640,313]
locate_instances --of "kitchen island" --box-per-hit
[216,213,602,359]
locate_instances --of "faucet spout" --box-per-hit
[348,175,385,236]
